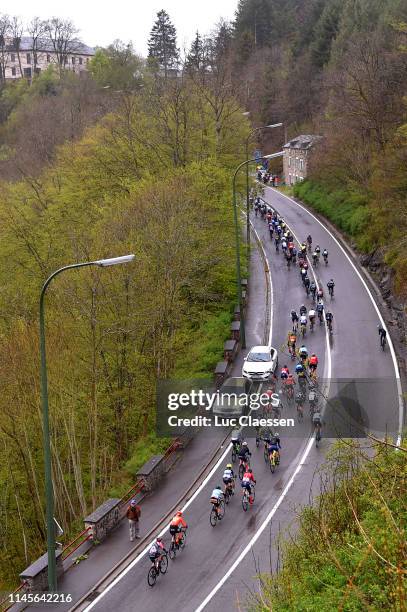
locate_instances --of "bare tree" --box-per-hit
[0,14,11,83]
[45,17,80,72]
[28,17,47,74]
[10,16,24,78]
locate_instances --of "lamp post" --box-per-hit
[245,123,283,250]
[40,254,135,592]
[232,152,284,349]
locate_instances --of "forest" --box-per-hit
[0,0,406,592]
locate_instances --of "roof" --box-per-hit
[283,134,322,150]
[7,36,95,55]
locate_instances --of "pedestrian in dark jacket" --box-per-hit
[126,499,141,541]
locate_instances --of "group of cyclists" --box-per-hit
[147,191,392,583]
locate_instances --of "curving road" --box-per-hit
[81,187,401,612]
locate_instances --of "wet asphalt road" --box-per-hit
[84,188,400,612]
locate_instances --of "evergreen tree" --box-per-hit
[185,31,205,73]
[148,9,179,77]
[310,0,343,68]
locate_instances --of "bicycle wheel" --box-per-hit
[242,492,248,512]
[218,500,226,520]
[263,446,269,463]
[238,463,244,480]
[224,488,230,505]
[179,530,186,549]
[269,455,276,473]
[169,540,176,559]
[148,566,157,587]
[251,487,256,504]
[256,435,260,448]
[160,554,168,574]
[210,507,218,527]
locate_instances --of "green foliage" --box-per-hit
[250,441,407,611]
[0,73,249,586]
[89,42,143,90]
[293,180,372,250]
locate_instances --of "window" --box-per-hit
[79,57,83,65]
[299,158,304,170]
[288,157,291,167]
[64,57,68,64]
[72,56,76,64]
[47,54,51,63]
[86,57,89,64]
[10,53,15,62]
[26,53,31,64]
[23,67,32,78]
[11,66,16,76]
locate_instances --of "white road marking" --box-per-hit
[249,220,273,346]
[270,187,403,445]
[83,442,233,611]
[195,206,332,611]
[84,216,271,610]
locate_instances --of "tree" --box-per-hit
[10,16,24,78]
[0,14,11,83]
[45,17,80,72]
[89,41,143,91]
[310,0,343,68]
[185,31,205,73]
[147,10,179,78]
[27,17,48,74]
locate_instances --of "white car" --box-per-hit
[242,345,278,381]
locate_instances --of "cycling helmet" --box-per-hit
[248,468,253,473]
[301,304,305,310]
[215,485,222,490]
[295,364,304,373]
[130,499,137,507]
[242,441,248,446]
[226,463,232,469]
[311,353,316,357]
[156,537,162,543]
[176,510,183,517]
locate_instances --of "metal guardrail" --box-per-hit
[62,527,93,561]
[0,581,27,611]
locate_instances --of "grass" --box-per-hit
[293,180,373,251]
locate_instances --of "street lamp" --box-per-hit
[245,123,283,249]
[232,152,284,349]
[40,254,135,592]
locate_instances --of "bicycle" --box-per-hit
[223,478,235,504]
[238,457,250,480]
[328,285,334,299]
[300,323,307,337]
[309,368,318,384]
[210,499,225,526]
[380,333,386,351]
[323,254,328,266]
[242,485,255,511]
[318,310,323,325]
[269,450,279,473]
[231,442,241,463]
[326,318,333,334]
[296,399,304,421]
[147,553,168,587]
[309,317,315,332]
[314,423,322,447]
[168,528,187,559]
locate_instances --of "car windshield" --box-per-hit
[248,351,271,362]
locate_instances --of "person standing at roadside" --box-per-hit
[126,499,141,541]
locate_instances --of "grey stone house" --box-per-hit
[283,135,322,185]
